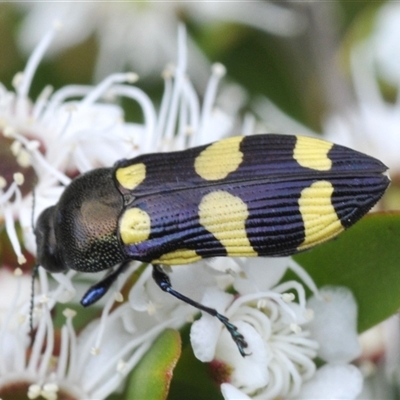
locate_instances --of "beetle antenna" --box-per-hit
[31,186,36,233]
[30,185,38,344]
[30,264,39,343]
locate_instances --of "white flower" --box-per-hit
[0,266,181,400]
[14,2,304,82]
[366,3,400,87]
[0,268,32,331]
[0,24,138,262]
[323,36,400,176]
[221,362,363,400]
[294,364,363,399]
[190,259,363,399]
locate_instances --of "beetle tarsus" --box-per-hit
[152,264,249,357]
[215,313,250,357]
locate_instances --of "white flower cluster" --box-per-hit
[190,259,362,399]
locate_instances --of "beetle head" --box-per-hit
[35,205,66,272]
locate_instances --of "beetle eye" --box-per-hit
[35,206,66,273]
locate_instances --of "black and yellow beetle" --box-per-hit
[34,134,390,356]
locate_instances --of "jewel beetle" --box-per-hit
[34,134,390,356]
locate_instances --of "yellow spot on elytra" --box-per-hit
[153,249,200,265]
[293,136,333,171]
[120,207,151,244]
[199,190,256,256]
[195,136,244,181]
[297,180,343,251]
[116,163,146,190]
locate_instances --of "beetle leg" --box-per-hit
[152,264,250,357]
[81,260,131,307]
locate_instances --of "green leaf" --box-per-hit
[125,329,182,400]
[168,346,223,400]
[293,212,400,333]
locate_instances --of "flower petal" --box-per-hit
[233,257,289,295]
[221,383,251,400]
[295,364,363,399]
[191,314,221,362]
[190,288,234,362]
[307,286,361,363]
